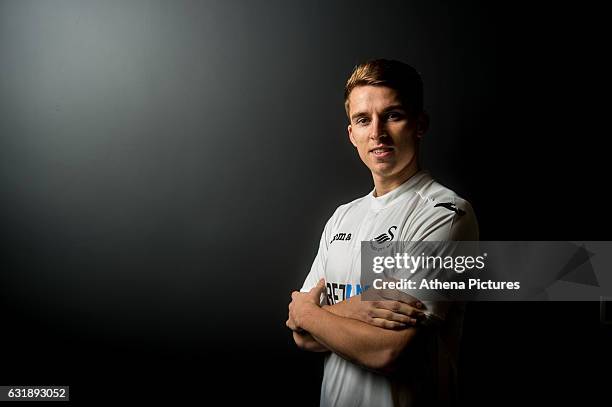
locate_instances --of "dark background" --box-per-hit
[0,0,608,405]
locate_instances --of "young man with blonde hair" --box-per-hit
[287,59,478,407]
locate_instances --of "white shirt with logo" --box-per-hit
[300,170,479,407]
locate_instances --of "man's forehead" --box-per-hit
[348,85,403,110]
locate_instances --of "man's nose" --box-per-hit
[369,117,388,140]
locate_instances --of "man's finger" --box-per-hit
[374,300,425,319]
[369,308,420,325]
[316,278,326,289]
[309,278,326,299]
[371,318,407,330]
[286,318,297,331]
[369,308,412,324]
[377,289,425,309]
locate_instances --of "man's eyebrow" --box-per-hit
[350,111,369,121]
[351,104,406,120]
[350,105,407,121]
[381,104,407,112]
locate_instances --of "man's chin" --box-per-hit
[369,165,398,178]
[373,161,395,170]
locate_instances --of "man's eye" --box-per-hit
[387,112,403,121]
[356,117,370,125]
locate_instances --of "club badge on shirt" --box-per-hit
[369,225,398,251]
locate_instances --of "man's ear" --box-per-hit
[416,112,430,138]
[348,124,358,147]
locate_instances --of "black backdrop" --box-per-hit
[1,1,608,405]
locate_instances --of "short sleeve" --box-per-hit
[421,199,479,242]
[400,198,479,320]
[300,210,336,293]
[403,198,479,243]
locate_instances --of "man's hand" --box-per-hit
[287,279,326,331]
[286,279,330,352]
[325,289,426,330]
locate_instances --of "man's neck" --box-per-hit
[373,164,420,197]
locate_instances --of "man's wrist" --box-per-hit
[324,293,363,319]
[323,301,347,318]
[299,302,324,332]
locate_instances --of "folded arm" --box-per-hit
[288,280,421,373]
[300,303,418,373]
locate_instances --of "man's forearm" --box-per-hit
[293,296,366,353]
[298,304,417,373]
[323,292,421,324]
[322,294,368,319]
[293,331,329,353]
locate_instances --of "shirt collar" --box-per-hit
[368,170,429,211]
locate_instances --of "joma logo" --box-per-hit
[330,232,352,244]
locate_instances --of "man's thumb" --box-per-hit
[317,278,326,290]
[311,278,326,297]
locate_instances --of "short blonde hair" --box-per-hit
[344,59,424,117]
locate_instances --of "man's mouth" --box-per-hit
[370,147,394,157]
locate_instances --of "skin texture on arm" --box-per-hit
[288,288,425,353]
[292,330,329,353]
[289,280,420,374]
[287,296,330,353]
[323,290,425,329]
[304,305,417,374]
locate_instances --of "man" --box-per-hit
[286,59,479,406]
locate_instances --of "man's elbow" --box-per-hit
[293,331,308,349]
[361,347,403,375]
[293,331,327,352]
[360,329,417,374]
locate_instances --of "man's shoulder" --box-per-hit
[321,193,370,231]
[331,193,369,217]
[413,176,474,218]
[407,175,478,240]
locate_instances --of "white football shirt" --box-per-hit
[300,170,479,407]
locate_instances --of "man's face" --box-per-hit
[347,85,425,183]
